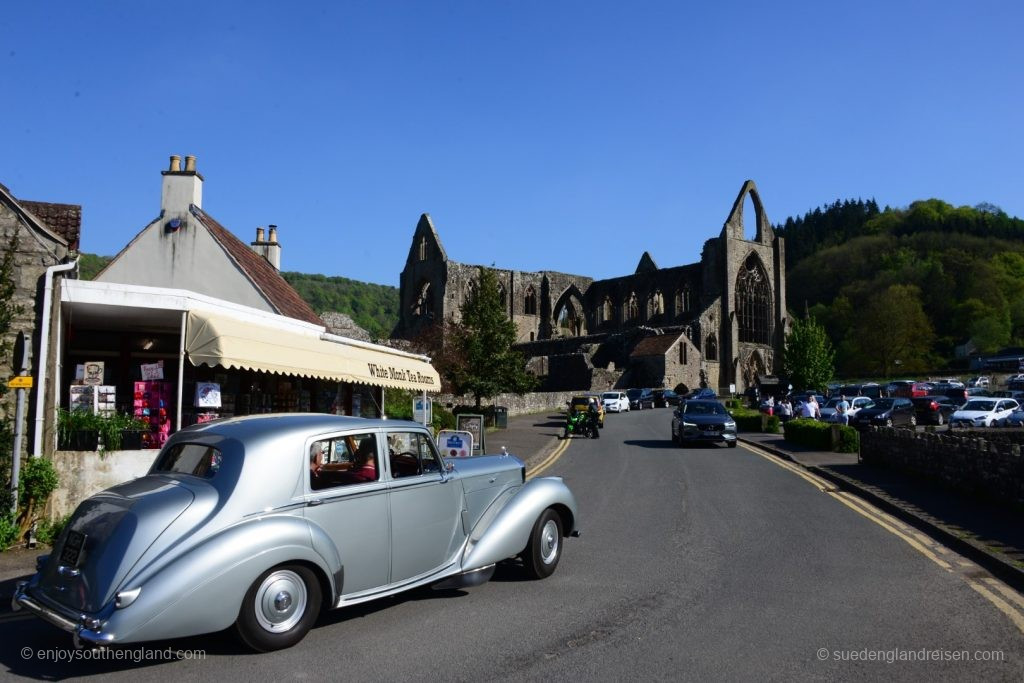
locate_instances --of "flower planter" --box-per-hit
[59,430,99,451]
[119,430,145,450]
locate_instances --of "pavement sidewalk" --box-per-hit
[740,430,1024,591]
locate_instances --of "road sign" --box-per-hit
[7,376,33,389]
[413,396,432,424]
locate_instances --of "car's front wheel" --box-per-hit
[235,564,322,652]
[522,509,563,580]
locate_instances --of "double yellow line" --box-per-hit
[742,441,1024,635]
[526,436,572,478]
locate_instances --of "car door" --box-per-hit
[304,431,390,596]
[386,429,466,584]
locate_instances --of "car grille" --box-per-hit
[699,423,724,432]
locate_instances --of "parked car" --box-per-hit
[966,387,992,397]
[14,414,580,651]
[627,387,655,410]
[911,395,961,426]
[601,390,630,413]
[849,397,917,429]
[1000,407,1024,427]
[1008,376,1024,392]
[821,396,874,422]
[685,388,717,401]
[967,376,990,388]
[671,400,738,448]
[950,398,1020,428]
[890,381,934,399]
[652,389,680,408]
[936,384,970,404]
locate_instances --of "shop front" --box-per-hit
[45,280,439,514]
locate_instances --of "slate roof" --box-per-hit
[190,206,322,325]
[631,332,682,357]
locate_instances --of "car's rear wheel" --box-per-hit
[936,413,944,425]
[236,564,321,652]
[909,415,917,427]
[522,509,563,580]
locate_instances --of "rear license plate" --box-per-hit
[60,530,86,567]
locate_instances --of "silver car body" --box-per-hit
[14,414,579,647]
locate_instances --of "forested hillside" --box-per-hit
[776,199,1024,376]
[280,272,398,340]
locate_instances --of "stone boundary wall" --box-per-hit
[434,391,587,417]
[47,450,155,519]
[860,428,1024,508]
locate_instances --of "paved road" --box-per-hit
[4,408,1023,680]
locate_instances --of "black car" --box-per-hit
[653,389,680,408]
[627,388,655,410]
[850,397,916,429]
[685,388,717,401]
[671,400,738,447]
[911,395,961,426]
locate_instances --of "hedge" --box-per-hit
[730,407,780,434]
[783,418,860,452]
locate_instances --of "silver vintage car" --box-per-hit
[14,414,580,651]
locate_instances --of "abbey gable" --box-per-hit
[392,180,787,396]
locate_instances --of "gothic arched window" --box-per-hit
[706,334,718,361]
[647,290,664,319]
[556,302,582,337]
[498,284,507,309]
[601,296,613,324]
[412,281,432,319]
[736,254,772,344]
[524,286,537,315]
[418,236,427,261]
[676,285,691,315]
[626,293,639,322]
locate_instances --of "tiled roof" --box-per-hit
[191,207,322,325]
[17,200,81,249]
[631,333,682,357]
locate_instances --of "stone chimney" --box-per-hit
[250,224,282,270]
[160,154,203,221]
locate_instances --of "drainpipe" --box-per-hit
[33,259,78,458]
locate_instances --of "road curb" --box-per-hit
[739,436,1024,593]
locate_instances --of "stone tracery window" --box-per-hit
[524,286,537,315]
[676,285,691,315]
[498,284,507,308]
[601,296,613,324]
[626,292,639,322]
[418,236,427,261]
[647,290,664,319]
[705,334,718,361]
[412,281,432,318]
[556,301,583,337]
[736,254,772,344]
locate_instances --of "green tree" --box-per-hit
[851,284,934,377]
[783,316,835,392]
[448,267,536,408]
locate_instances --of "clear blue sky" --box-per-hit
[3,1,1022,286]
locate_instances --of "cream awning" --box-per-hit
[185,311,440,392]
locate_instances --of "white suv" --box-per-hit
[602,391,630,413]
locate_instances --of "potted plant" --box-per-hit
[109,413,149,450]
[57,408,101,451]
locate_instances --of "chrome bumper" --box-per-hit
[12,581,115,647]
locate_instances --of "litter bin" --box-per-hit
[494,406,508,429]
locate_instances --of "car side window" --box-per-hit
[309,432,380,491]
[387,431,443,478]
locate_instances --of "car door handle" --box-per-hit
[307,499,323,506]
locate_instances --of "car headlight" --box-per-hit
[724,421,736,429]
[683,421,696,428]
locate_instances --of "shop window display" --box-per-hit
[134,381,173,449]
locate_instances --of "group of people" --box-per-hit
[760,394,853,424]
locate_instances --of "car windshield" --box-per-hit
[602,393,619,400]
[962,400,996,411]
[871,399,895,409]
[683,401,726,415]
[627,389,642,399]
[153,443,223,478]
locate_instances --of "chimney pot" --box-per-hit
[255,227,265,243]
[268,225,278,243]
[184,155,197,172]
[169,155,181,172]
